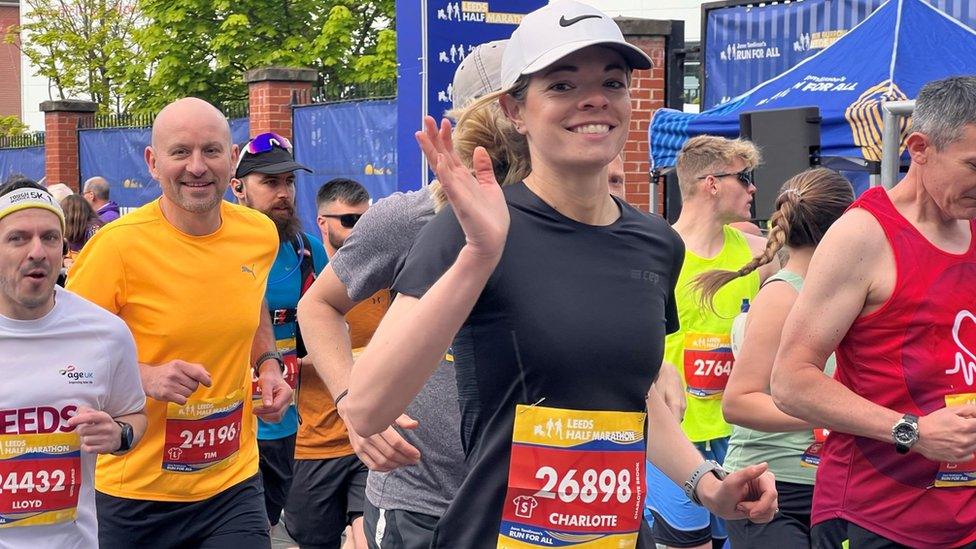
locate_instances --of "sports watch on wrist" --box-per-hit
[254,350,286,377]
[115,421,134,453]
[891,413,919,454]
[683,460,728,506]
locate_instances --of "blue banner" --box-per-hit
[704,0,976,108]
[396,0,545,192]
[78,118,249,212]
[292,100,397,233]
[653,0,976,196]
[0,146,45,183]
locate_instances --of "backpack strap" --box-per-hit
[289,232,317,357]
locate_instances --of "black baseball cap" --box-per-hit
[234,133,313,178]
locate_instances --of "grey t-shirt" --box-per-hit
[331,187,466,516]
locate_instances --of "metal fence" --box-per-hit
[292,80,396,105]
[78,101,250,129]
[0,133,45,149]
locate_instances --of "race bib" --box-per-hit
[0,433,81,528]
[498,405,646,549]
[936,393,976,487]
[252,338,300,402]
[163,391,244,473]
[683,333,734,399]
[800,428,829,468]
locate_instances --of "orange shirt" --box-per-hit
[294,289,390,459]
[67,200,277,502]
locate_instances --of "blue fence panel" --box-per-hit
[704,0,976,109]
[292,100,397,233]
[78,118,249,213]
[0,146,45,182]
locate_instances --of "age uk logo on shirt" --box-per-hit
[58,365,94,385]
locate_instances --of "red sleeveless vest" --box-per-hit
[812,187,976,547]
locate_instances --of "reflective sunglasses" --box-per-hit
[698,170,754,187]
[236,132,293,170]
[244,132,293,155]
[320,213,362,228]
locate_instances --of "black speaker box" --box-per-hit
[739,106,822,220]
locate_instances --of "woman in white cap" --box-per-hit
[343,2,778,547]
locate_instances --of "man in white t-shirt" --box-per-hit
[0,179,146,549]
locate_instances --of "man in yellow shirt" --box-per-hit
[67,97,292,548]
[645,135,776,549]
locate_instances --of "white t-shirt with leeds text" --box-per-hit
[0,287,144,549]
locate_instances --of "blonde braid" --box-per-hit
[692,198,794,313]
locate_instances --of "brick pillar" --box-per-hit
[617,18,680,214]
[246,67,318,141]
[40,100,97,192]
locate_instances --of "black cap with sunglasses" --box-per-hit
[235,132,313,179]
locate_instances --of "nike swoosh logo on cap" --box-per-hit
[559,14,602,27]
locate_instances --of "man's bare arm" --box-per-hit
[296,266,421,471]
[770,210,900,438]
[296,266,356,395]
[771,210,976,462]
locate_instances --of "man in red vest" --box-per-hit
[772,76,976,548]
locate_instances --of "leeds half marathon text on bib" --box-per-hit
[498,405,646,548]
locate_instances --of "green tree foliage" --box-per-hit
[127,0,396,113]
[4,0,142,114]
[0,115,28,137]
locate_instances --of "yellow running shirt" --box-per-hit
[67,199,277,502]
[664,225,759,442]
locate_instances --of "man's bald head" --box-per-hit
[151,97,232,149]
[145,97,238,228]
[83,176,110,200]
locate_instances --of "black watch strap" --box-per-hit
[892,413,919,454]
[115,421,133,453]
[254,351,286,376]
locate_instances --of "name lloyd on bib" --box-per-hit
[499,405,646,549]
[0,432,81,528]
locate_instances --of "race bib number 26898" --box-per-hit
[499,405,646,549]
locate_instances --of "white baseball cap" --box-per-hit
[452,40,507,108]
[501,0,653,90]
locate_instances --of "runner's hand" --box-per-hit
[915,405,976,462]
[698,462,777,523]
[67,407,123,454]
[252,364,293,423]
[340,404,422,472]
[415,116,509,262]
[141,360,212,405]
[654,362,686,422]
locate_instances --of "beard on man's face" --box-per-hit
[262,202,302,241]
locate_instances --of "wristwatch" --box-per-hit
[892,413,919,454]
[115,421,134,453]
[683,460,728,506]
[254,350,286,377]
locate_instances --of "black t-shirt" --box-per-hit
[393,182,684,548]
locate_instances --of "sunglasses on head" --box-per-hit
[697,170,754,187]
[320,213,362,228]
[245,132,292,155]
[236,132,293,170]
